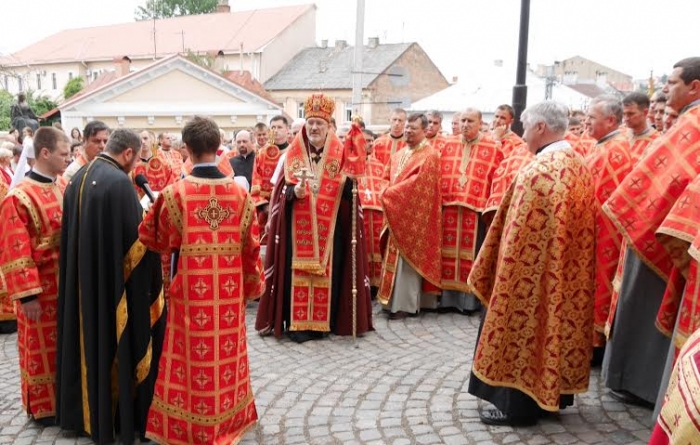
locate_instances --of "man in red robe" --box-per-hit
[491,104,524,158]
[438,108,503,313]
[373,108,407,166]
[377,113,442,319]
[255,94,373,342]
[358,152,388,293]
[584,95,633,350]
[139,116,264,445]
[0,180,14,334]
[426,110,449,152]
[62,121,109,181]
[468,100,596,426]
[250,116,290,239]
[602,57,700,408]
[622,92,659,164]
[0,127,70,424]
[158,132,184,178]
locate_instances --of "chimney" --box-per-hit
[334,40,347,50]
[216,0,231,13]
[114,56,131,77]
[368,37,379,49]
[320,39,328,49]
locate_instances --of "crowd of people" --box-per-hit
[0,56,698,444]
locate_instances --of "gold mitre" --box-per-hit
[304,94,335,122]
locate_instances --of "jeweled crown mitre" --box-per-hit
[304,94,335,122]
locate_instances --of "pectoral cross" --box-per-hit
[294,168,314,191]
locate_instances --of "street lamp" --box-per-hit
[511,0,530,137]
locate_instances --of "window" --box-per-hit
[18,77,23,92]
[52,73,57,90]
[36,73,41,90]
[68,72,73,80]
[345,102,353,122]
[297,101,305,119]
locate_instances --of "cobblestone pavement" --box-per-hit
[0,304,654,445]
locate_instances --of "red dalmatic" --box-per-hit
[358,155,388,287]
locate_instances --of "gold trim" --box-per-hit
[8,188,42,234]
[36,232,61,250]
[135,339,152,384]
[163,186,183,234]
[150,392,254,426]
[150,290,165,327]
[1,258,36,274]
[180,244,241,256]
[10,287,43,301]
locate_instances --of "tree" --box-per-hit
[63,77,85,100]
[135,0,218,20]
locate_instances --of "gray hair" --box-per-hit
[521,100,569,135]
[591,95,623,124]
[0,141,15,152]
[106,129,140,155]
[0,147,12,159]
[427,110,443,121]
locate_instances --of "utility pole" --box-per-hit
[511,0,530,136]
[352,0,365,120]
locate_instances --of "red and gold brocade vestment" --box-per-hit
[373,134,406,166]
[159,148,184,179]
[358,155,388,287]
[484,144,534,213]
[585,131,633,343]
[438,135,503,292]
[0,180,12,322]
[377,141,442,304]
[468,147,596,412]
[139,174,265,445]
[497,130,524,159]
[603,103,700,340]
[0,175,67,419]
[628,127,659,166]
[250,144,284,235]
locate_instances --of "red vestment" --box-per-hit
[181,152,235,178]
[0,181,12,322]
[575,132,596,157]
[438,136,503,292]
[468,147,596,412]
[627,128,659,166]
[250,144,285,235]
[159,148,184,178]
[497,130,524,158]
[139,174,264,445]
[377,140,442,304]
[358,156,388,287]
[0,175,67,419]
[603,104,700,338]
[373,134,406,166]
[484,144,534,213]
[585,132,633,342]
[427,134,451,153]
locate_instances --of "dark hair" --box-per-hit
[33,127,70,158]
[673,57,700,85]
[12,145,22,157]
[71,127,82,139]
[427,110,444,121]
[569,117,581,126]
[622,92,651,109]
[70,141,83,151]
[496,104,515,118]
[391,108,407,116]
[362,129,376,139]
[106,128,140,155]
[83,120,109,140]
[182,116,220,157]
[52,121,64,131]
[407,113,428,130]
[17,93,26,102]
[253,122,268,132]
[270,115,288,127]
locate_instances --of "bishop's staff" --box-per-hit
[343,116,367,347]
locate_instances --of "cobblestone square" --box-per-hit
[0,303,653,444]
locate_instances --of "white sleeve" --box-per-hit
[270,153,287,185]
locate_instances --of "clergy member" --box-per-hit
[56,129,166,444]
[139,116,264,444]
[62,121,109,181]
[373,108,407,166]
[426,110,449,152]
[230,129,256,188]
[602,57,700,407]
[158,132,184,178]
[491,104,525,158]
[584,95,633,352]
[255,94,373,343]
[438,108,503,313]
[0,127,70,424]
[468,100,596,426]
[377,113,442,319]
[622,92,659,164]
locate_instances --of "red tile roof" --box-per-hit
[2,4,314,66]
[223,70,277,104]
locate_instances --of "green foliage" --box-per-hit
[63,77,84,99]
[0,90,58,131]
[185,49,216,70]
[135,0,218,20]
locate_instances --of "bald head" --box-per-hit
[235,130,253,155]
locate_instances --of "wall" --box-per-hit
[259,8,316,83]
[367,44,449,124]
[556,56,633,88]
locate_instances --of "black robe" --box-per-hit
[56,154,165,444]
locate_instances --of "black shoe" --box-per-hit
[388,311,411,320]
[590,346,605,367]
[479,408,538,426]
[287,331,323,343]
[609,390,654,408]
[34,416,56,427]
[0,320,17,334]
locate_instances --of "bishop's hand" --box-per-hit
[294,182,307,199]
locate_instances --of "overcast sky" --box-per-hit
[1,0,693,80]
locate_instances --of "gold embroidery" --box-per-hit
[151,392,253,426]
[197,197,230,230]
[8,188,42,235]
[135,339,152,384]
[1,258,36,274]
[36,233,61,250]
[179,244,241,257]
[163,186,183,234]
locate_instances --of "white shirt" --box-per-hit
[538,140,572,156]
[270,152,287,185]
[9,139,34,188]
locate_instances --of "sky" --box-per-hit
[0,0,694,81]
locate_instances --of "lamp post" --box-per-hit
[511,0,531,137]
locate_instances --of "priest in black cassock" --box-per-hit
[56,128,166,444]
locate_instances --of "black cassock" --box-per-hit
[56,154,165,444]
